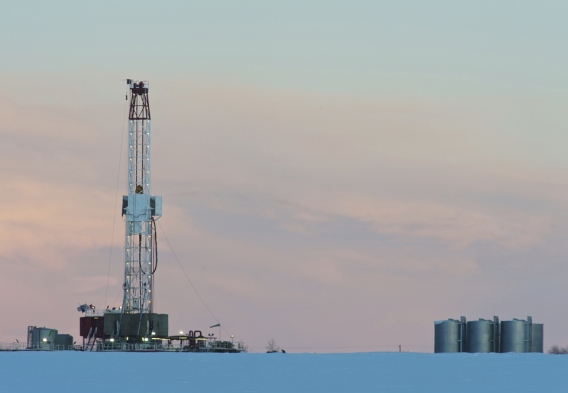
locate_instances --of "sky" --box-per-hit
[1,1,568,352]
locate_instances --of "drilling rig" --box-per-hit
[79,80,168,346]
[76,80,242,352]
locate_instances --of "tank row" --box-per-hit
[434,316,543,353]
[27,326,74,349]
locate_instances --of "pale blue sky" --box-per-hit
[2,1,567,96]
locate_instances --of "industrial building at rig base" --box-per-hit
[435,316,543,353]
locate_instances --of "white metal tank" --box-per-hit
[434,318,466,353]
[55,334,73,349]
[30,327,58,349]
[530,324,543,353]
[500,320,527,353]
[466,320,492,353]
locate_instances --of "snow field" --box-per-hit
[1,351,565,393]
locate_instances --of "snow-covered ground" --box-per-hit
[2,351,565,392]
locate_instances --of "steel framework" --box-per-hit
[121,80,162,320]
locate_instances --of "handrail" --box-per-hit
[0,343,79,351]
[0,341,244,352]
[84,310,106,317]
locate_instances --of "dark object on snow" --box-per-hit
[549,345,568,354]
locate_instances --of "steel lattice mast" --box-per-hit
[121,79,162,317]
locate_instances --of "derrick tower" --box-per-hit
[80,80,168,346]
[121,79,162,315]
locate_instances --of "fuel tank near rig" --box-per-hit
[28,327,58,349]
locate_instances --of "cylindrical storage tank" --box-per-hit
[501,320,527,353]
[467,320,493,353]
[37,328,58,349]
[55,334,73,348]
[434,320,460,353]
[530,324,543,353]
[30,329,40,348]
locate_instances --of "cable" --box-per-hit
[111,288,122,308]
[151,218,158,274]
[104,88,128,307]
[157,221,231,338]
